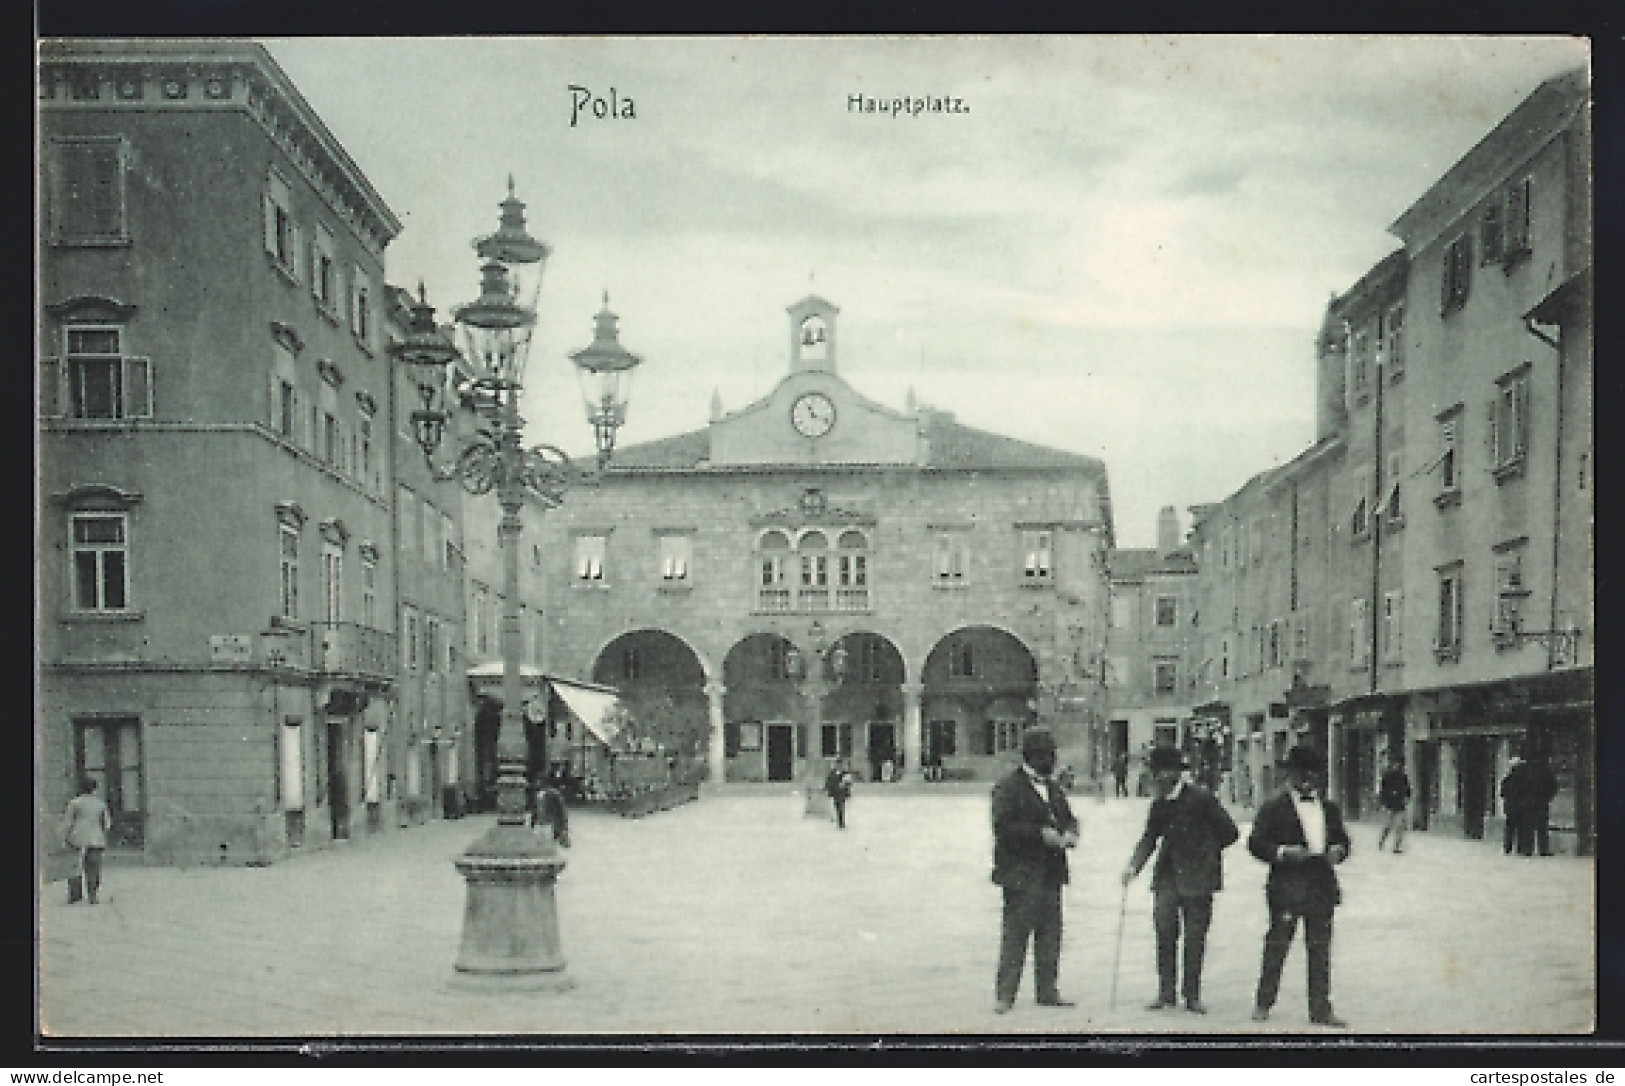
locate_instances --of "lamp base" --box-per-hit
[450,822,572,992]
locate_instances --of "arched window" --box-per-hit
[756,530,791,612]
[797,530,830,610]
[836,529,869,611]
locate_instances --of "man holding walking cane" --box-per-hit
[1121,746,1238,1015]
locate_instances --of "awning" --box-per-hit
[551,679,622,745]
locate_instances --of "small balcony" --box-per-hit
[314,622,396,681]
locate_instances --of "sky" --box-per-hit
[263,35,1588,548]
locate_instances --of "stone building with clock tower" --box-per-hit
[532,295,1116,786]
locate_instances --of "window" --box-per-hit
[1384,302,1405,379]
[1504,176,1531,261]
[424,616,441,674]
[1493,550,1527,646]
[1435,411,1462,497]
[63,328,151,420]
[1441,234,1472,314]
[402,606,420,671]
[1351,324,1373,400]
[70,513,129,611]
[1382,591,1404,664]
[398,488,419,560]
[74,719,142,848]
[1155,596,1177,628]
[1480,201,1504,264]
[756,530,791,611]
[659,534,691,582]
[349,265,372,347]
[277,379,298,439]
[991,720,1031,755]
[322,412,339,466]
[1154,660,1178,696]
[1220,637,1230,680]
[1383,450,1404,523]
[1436,568,1464,661]
[360,555,377,627]
[358,417,373,487]
[1349,597,1370,668]
[1022,529,1053,581]
[574,534,606,581]
[836,530,869,610]
[278,525,299,620]
[1350,469,1371,539]
[263,171,301,278]
[1493,367,1531,474]
[1268,619,1282,669]
[50,138,127,245]
[322,543,342,623]
[769,640,794,681]
[934,531,970,583]
[621,645,642,681]
[311,225,338,313]
[948,641,974,678]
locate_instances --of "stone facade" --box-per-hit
[39,40,403,863]
[531,296,1114,784]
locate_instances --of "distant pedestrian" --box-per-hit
[529,782,570,848]
[1114,753,1130,798]
[1526,756,1559,856]
[60,776,111,905]
[825,759,854,829]
[1500,757,1532,856]
[1122,746,1239,1015]
[1376,754,1412,854]
[1249,745,1351,1028]
[990,727,1079,1013]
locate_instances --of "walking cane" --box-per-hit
[1108,879,1129,1010]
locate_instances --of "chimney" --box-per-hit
[1157,506,1181,557]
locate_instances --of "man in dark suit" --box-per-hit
[991,727,1079,1014]
[1248,744,1351,1028]
[1122,746,1239,1014]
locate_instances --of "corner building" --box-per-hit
[38,40,404,863]
[533,297,1114,785]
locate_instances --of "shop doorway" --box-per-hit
[766,723,795,782]
[73,718,144,848]
[868,723,896,781]
[1458,736,1493,839]
[326,718,349,840]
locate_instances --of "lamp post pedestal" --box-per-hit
[450,822,572,992]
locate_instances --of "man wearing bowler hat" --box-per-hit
[1248,744,1351,1027]
[1122,746,1239,1014]
[990,727,1080,1013]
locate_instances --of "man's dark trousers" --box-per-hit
[833,794,847,829]
[1255,906,1334,1019]
[996,880,1064,1005]
[1153,888,1213,1004]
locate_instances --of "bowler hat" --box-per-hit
[1021,728,1057,758]
[1147,747,1185,772]
[1284,745,1326,774]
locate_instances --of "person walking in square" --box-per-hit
[1525,755,1559,856]
[1376,752,1412,854]
[1500,756,1532,856]
[825,758,854,829]
[1122,746,1239,1014]
[1113,752,1130,798]
[1248,745,1351,1028]
[990,727,1079,1014]
[60,775,111,905]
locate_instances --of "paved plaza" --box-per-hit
[38,788,1594,1038]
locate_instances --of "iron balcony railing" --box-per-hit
[314,621,397,680]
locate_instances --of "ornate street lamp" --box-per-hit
[391,179,641,991]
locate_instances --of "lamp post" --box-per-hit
[391,179,641,991]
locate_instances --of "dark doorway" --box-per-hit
[869,723,896,781]
[766,724,794,782]
[326,719,349,840]
[1458,736,1492,838]
[73,718,144,848]
[1414,741,1437,830]
[474,698,501,812]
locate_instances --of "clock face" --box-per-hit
[790,392,837,437]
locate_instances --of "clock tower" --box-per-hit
[788,295,838,374]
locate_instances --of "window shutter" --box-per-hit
[263,189,278,257]
[288,223,303,283]
[41,357,62,417]
[311,240,322,298]
[125,357,152,418]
